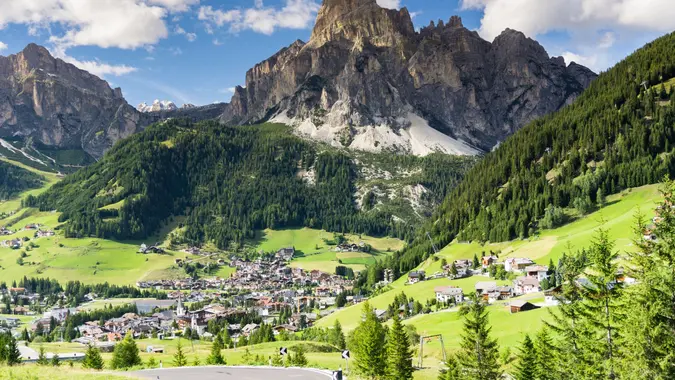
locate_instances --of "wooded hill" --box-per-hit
[25,121,470,249]
[383,31,675,277]
[0,160,43,200]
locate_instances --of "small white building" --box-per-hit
[513,276,541,295]
[504,257,534,272]
[434,286,464,304]
[523,265,549,281]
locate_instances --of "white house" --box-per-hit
[513,276,541,295]
[434,286,464,304]
[524,265,549,281]
[504,257,534,272]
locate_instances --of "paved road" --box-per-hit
[132,366,333,380]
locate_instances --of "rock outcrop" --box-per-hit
[220,0,597,154]
[0,45,231,159]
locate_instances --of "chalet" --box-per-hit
[9,287,26,295]
[481,255,499,268]
[513,276,540,295]
[524,265,549,281]
[24,223,40,230]
[276,247,295,261]
[12,306,30,315]
[335,243,360,252]
[434,286,464,304]
[504,258,534,272]
[475,281,497,295]
[408,271,425,284]
[36,230,55,238]
[374,309,388,321]
[1,239,21,249]
[241,323,259,336]
[509,300,539,313]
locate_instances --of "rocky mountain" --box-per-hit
[220,0,597,155]
[0,44,149,159]
[137,100,178,113]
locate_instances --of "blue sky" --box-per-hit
[0,0,672,107]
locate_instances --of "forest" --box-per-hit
[0,160,43,200]
[25,121,470,248]
[378,30,675,278]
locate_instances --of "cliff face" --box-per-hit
[0,44,147,158]
[221,0,597,154]
[0,44,226,159]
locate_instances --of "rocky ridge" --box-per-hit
[220,0,597,155]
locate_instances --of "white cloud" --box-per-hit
[598,31,616,49]
[461,0,675,41]
[51,47,137,77]
[169,47,183,55]
[562,51,598,69]
[175,25,197,41]
[212,39,223,46]
[0,42,7,52]
[198,0,320,35]
[376,0,401,9]
[148,0,199,12]
[222,87,237,93]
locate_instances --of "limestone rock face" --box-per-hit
[0,44,148,158]
[221,0,597,154]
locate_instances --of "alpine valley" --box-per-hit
[2,0,675,379]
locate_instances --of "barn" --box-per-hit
[509,300,539,313]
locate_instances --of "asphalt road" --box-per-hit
[132,366,333,380]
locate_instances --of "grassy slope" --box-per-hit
[0,366,131,380]
[253,228,404,273]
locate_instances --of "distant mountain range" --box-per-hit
[0,0,596,161]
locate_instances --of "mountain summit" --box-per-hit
[220,0,596,155]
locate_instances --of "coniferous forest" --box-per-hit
[25,121,470,248]
[384,30,675,277]
[0,160,43,200]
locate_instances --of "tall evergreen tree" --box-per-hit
[533,328,557,380]
[456,294,502,380]
[82,344,105,370]
[513,335,536,380]
[384,314,413,380]
[110,332,142,369]
[581,227,623,379]
[331,319,346,350]
[206,333,226,365]
[37,345,49,365]
[173,339,188,367]
[351,301,386,379]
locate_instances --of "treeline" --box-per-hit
[0,160,43,200]
[389,30,675,277]
[25,121,415,248]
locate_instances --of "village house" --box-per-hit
[276,247,295,261]
[481,255,499,269]
[513,276,541,295]
[434,286,464,304]
[1,239,21,249]
[408,271,425,284]
[475,281,497,295]
[504,257,535,272]
[524,265,549,281]
[36,230,55,238]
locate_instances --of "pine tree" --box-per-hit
[472,253,480,269]
[173,339,188,367]
[351,301,386,379]
[450,262,458,277]
[192,356,200,366]
[513,335,536,380]
[581,227,623,379]
[82,344,105,370]
[110,332,142,369]
[332,319,346,350]
[384,314,413,380]
[37,345,49,365]
[533,328,557,380]
[438,354,462,380]
[51,353,61,367]
[206,333,225,365]
[293,346,308,367]
[456,294,502,380]
[2,335,21,366]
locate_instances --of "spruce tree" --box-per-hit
[110,332,142,369]
[293,346,308,367]
[533,328,557,380]
[513,335,536,380]
[581,227,623,379]
[1,335,21,366]
[173,339,188,367]
[351,301,386,379]
[385,314,413,380]
[82,344,105,370]
[206,333,225,365]
[456,294,502,380]
[438,355,461,380]
[37,345,49,365]
[332,319,346,350]
[51,353,61,367]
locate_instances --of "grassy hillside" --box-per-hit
[0,366,131,379]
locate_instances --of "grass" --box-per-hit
[0,366,132,379]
